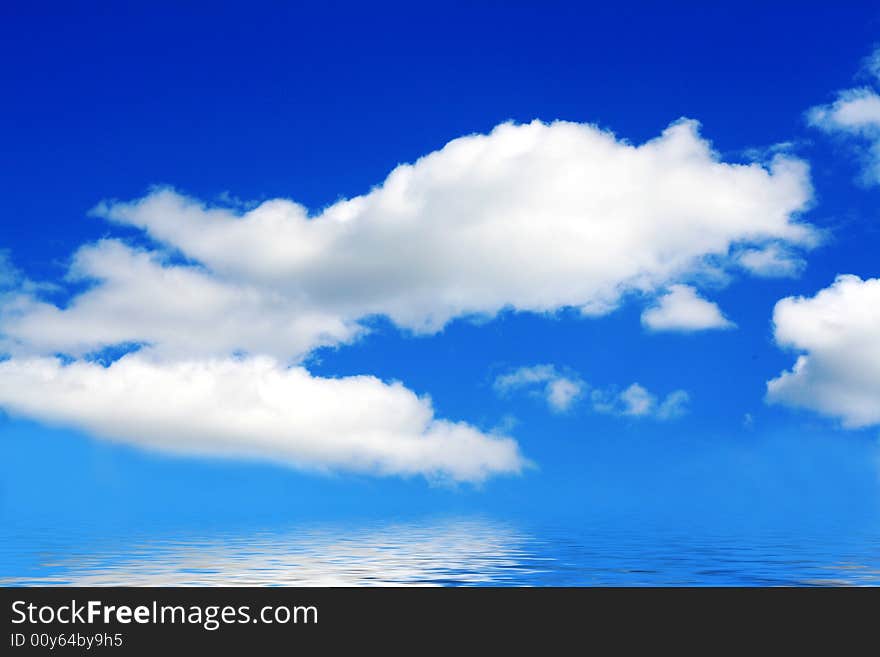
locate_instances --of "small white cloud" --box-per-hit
[656,389,691,420]
[736,244,805,278]
[494,364,558,391]
[494,364,583,413]
[767,275,880,428]
[619,383,656,416]
[591,382,690,420]
[807,48,880,185]
[495,366,688,421]
[546,378,583,412]
[808,87,880,134]
[641,285,735,332]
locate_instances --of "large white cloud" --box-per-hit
[767,275,880,428]
[0,117,818,480]
[72,119,815,346]
[0,354,524,483]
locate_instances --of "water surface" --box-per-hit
[3,516,879,586]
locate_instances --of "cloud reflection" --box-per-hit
[2,517,543,586]
[4,518,880,586]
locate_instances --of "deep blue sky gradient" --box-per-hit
[2,1,880,550]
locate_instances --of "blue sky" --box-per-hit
[2,1,880,548]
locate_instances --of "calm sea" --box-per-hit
[3,516,879,586]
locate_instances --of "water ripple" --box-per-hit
[2,518,879,586]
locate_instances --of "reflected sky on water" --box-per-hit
[3,515,880,586]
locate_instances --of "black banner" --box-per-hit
[1,587,876,653]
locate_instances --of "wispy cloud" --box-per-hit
[494,365,584,412]
[495,366,689,421]
[0,251,20,289]
[591,384,690,420]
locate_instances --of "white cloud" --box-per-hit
[807,48,880,184]
[866,47,880,81]
[641,285,735,332]
[617,383,656,416]
[0,117,816,479]
[0,240,361,361]
[656,389,691,420]
[0,251,22,290]
[493,364,583,412]
[808,88,880,133]
[591,383,690,420]
[2,120,814,357]
[495,366,688,420]
[50,118,812,351]
[767,275,880,428]
[736,244,805,278]
[547,378,582,413]
[0,354,525,483]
